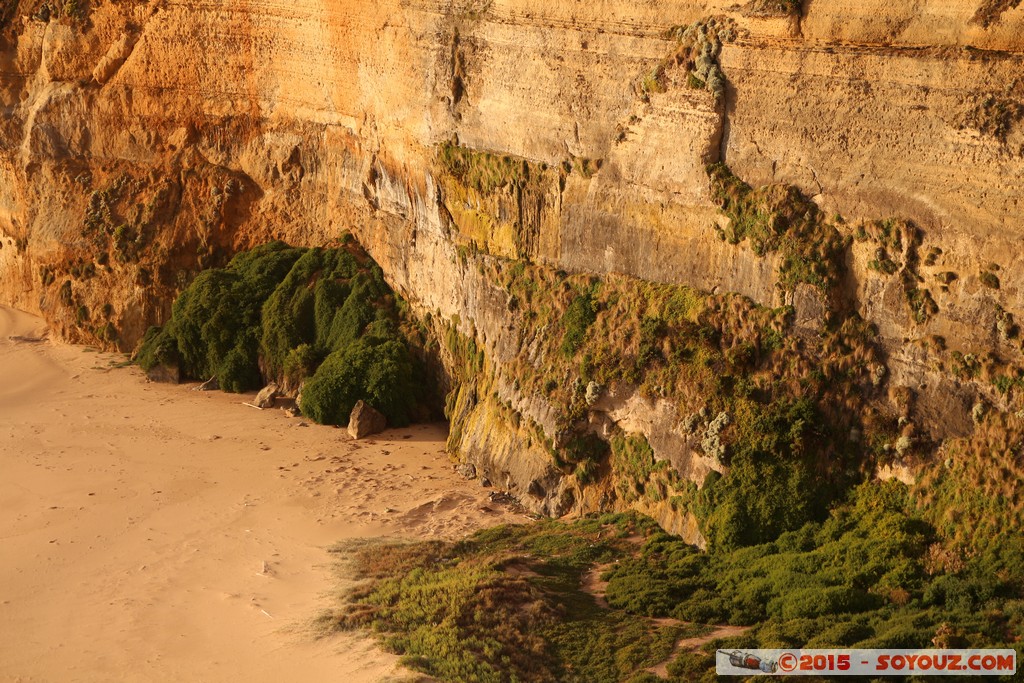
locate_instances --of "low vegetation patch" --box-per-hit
[651,18,737,101]
[437,141,532,195]
[916,412,1024,553]
[607,482,1024,681]
[322,514,705,683]
[560,288,598,357]
[742,0,802,17]
[324,485,1024,682]
[981,270,1002,290]
[965,95,1024,142]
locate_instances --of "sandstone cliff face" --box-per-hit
[1,0,1022,537]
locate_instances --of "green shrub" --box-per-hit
[282,343,318,387]
[299,328,415,426]
[773,586,878,620]
[257,245,393,384]
[980,271,1001,289]
[561,290,597,357]
[137,238,422,425]
[137,325,180,371]
[166,242,305,389]
[697,398,826,549]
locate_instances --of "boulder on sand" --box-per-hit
[145,362,180,384]
[347,400,387,439]
[255,382,280,409]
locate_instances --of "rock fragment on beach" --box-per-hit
[255,382,280,409]
[347,400,386,439]
[145,362,180,384]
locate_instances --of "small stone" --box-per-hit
[255,383,280,409]
[457,462,476,479]
[480,477,492,488]
[145,363,180,384]
[347,400,387,439]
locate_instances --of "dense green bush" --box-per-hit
[153,242,305,391]
[137,238,421,425]
[696,398,826,549]
[258,245,397,387]
[300,325,415,426]
[560,289,598,357]
[136,324,180,372]
[602,481,1023,676]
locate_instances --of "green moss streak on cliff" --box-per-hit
[440,317,485,454]
[445,255,894,547]
[435,141,562,260]
[708,162,850,294]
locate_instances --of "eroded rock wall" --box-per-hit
[1,0,1022,534]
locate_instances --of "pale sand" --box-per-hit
[0,306,521,682]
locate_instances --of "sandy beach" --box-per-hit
[0,306,519,682]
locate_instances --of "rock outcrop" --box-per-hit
[0,0,1022,538]
[347,400,387,440]
[254,383,280,409]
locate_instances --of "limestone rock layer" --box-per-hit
[1,0,1022,531]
